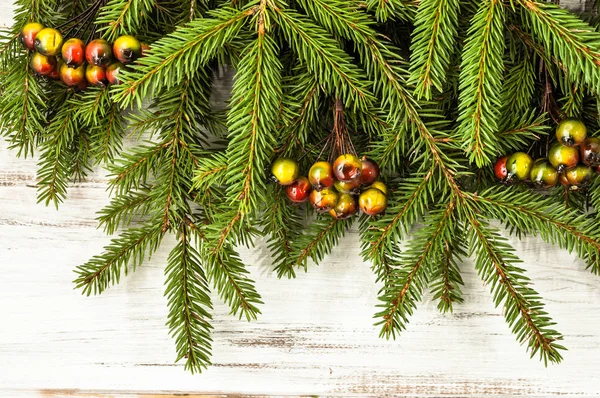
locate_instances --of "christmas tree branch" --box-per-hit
[457,0,505,167]
[273,7,375,110]
[499,55,535,129]
[465,215,565,365]
[409,0,460,100]
[429,234,465,313]
[97,188,153,234]
[376,201,456,338]
[365,0,417,22]
[517,0,600,94]
[74,221,165,295]
[165,223,214,373]
[470,187,600,274]
[114,6,252,107]
[98,0,154,42]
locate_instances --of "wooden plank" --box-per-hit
[2,1,600,397]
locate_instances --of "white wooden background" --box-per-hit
[2,1,600,396]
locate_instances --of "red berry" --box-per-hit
[548,143,579,173]
[85,65,107,87]
[329,193,357,220]
[360,157,380,186]
[308,161,335,190]
[61,38,86,67]
[285,177,312,203]
[333,154,362,182]
[86,39,113,67]
[106,62,124,85]
[494,156,508,180]
[309,188,338,213]
[20,22,44,50]
[60,63,85,86]
[113,35,142,64]
[580,138,600,167]
[30,52,57,76]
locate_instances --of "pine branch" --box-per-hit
[409,0,460,100]
[74,221,165,296]
[288,216,350,273]
[497,111,548,154]
[429,231,465,313]
[97,188,154,234]
[471,186,600,274]
[517,0,600,94]
[465,215,565,365]
[499,55,535,130]
[261,186,304,279]
[98,0,154,42]
[165,224,214,373]
[457,0,505,167]
[274,7,375,110]
[376,201,456,339]
[36,100,79,208]
[365,0,417,22]
[113,6,252,107]
[224,25,282,218]
[203,245,263,321]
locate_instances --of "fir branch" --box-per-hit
[517,0,600,94]
[74,221,165,296]
[409,0,460,100]
[36,101,79,208]
[429,232,465,313]
[97,188,154,234]
[165,224,214,373]
[497,111,548,154]
[288,217,350,272]
[224,27,282,218]
[273,7,375,110]
[365,0,417,22]
[203,245,263,321]
[113,6,252,107]
[465,216,565,365]
[471,187,600,274]
[499,55,536,130]
[376,201,456,339]
[457,0,505,167]
[98,0,154,42]
[261,186,304,279]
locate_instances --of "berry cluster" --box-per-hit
[495,119,599,190]
[20,22,144,89]
[271,155,388,219]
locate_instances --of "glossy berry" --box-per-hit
[30,52,57,76]
[113,35,142,64]
[370,181,388,196]
[285,176,312,203]
[271,158,299,186]
[86,39,113,67]
[529,159,558,188]
[34,28,63,56]
[329,193,358,220]
[556,118,587,147]
[360,157,380,186]
[334,178,362,194]
[20,22,44,50]
[548,143,579,172]
[308,161,335,190]
[60,63,85,86]
[494,156,508,180]
[359,188,387,216]
[309,188,339,213]
[565,165,593,187]
[580,137,600,167]
[106,62,124,85]
[61,38,86,67]
[506,152,533,181]
[48,61,60,80]
[85,65,107,87]
[333,154,362,182]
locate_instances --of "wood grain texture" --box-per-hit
[2,1,600,396]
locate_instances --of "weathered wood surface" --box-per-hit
[2,1,600,397]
